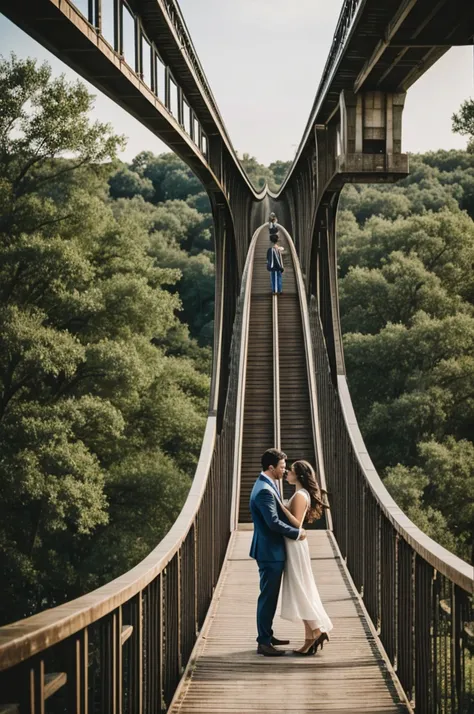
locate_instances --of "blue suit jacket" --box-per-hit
[249,475,300,562]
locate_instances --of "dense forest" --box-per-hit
[337,155,474,563]
[0,56,214,624]
[243,110,474,565]
[1,55,472,625]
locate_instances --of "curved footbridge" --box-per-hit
[169,226,408,714]
[170,532,405,713]
[0,225,471,714]
[1,0,473,710]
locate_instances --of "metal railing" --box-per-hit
[277,0,365,196]
[67,0,209,158]
[160,0,221,122]
[309,297,474,714]
[158,0,268,197]
[0,241,256,714]
[279,226,331,514]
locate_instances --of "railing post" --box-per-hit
[62,629,89,714]
[163,559,180,710]
[113,0,122,55]
[135,16,142,78]
[177,87,184,127]
[94,0,102,33]
[100,612,119,714]
[164,68,171,112]
[159,575,164,714]
[194,520,199,636]
[380,521,398,666]
[128,593,143,714]
[450,582,457,712]
[30,658,45,714]
[144,575,164,713]
[177,551,182,675]
[397,539,414,704]
[211,471,216,588]
[414,557,434,713]
[117,608,123,714]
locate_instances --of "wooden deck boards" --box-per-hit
[170,531,408,713]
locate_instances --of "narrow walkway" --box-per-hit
[170,531,407,713]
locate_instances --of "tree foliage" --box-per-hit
[0,55,211,623]
[339,150,474,562]
[2,51,473,631]
[108,153,215,345]
[452,97,474,152]
[238,152,291,192]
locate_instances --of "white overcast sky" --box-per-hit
[0,1,473,164]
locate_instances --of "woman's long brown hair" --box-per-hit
[292,460,328,523]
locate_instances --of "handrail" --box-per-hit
[0,418,215,669]
[276,0,367,196]
[0,227,259,711]
[309,300,473,714]
[337,375,474,594]
[230,225,262,530]
[0,416,216,670]
[158,0,267,199]
[272,292,283,499]
[278,226,331,522]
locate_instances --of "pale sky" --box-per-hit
[0,2,472,165]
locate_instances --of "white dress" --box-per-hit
[280,489,333,632]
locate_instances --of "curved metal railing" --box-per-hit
[277,225,331,515]
[309,298,473,712]
[157,0,268,198]
[229,226,261,529]
[276,0,366,196]
[161,0,221,123]
[0,232,258,713]
[57,0,266,200]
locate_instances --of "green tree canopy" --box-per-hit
[452,97,474,152]
[339,150,474,562]
[0,55,210,623]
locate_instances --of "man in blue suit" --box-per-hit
[249,448,306,656]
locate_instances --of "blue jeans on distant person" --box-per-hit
[270,270,282,294]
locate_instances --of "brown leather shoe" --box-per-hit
[271,636,290,646]
[257,643,286,656]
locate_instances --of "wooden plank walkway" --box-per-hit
[170,531,408,713]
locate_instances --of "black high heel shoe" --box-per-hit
[292,638,317,656]
[314,632,329,652]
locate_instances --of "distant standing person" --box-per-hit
[267,233,285,295]
[268,212,279,237]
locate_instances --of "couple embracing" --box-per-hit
[249,448,333,656]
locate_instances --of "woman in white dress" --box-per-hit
[279,460,333,655]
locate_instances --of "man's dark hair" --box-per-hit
[270,234,279,244]
[261,448,287,471]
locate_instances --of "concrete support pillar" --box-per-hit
[392,93,406,154]
[337,89,407,176]
[339,89,406,156]
[363,91,386,153]
[355,94,363,153]
[339,90,358,155]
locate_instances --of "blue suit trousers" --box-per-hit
[256,560,285,644]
